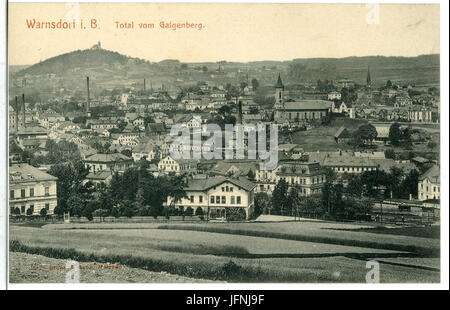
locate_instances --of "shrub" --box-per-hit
[185,206,193,216]
[195,207,204,219]
[40,208,47,217]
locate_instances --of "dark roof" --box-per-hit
[85,153,132,163]
[185,176,255,192]
[282,100,332,111]
[10,163,57,183]
[276,162,322,176]
[419,165,440,183]
[334,127,351,139]
[86,171,113,181]
[147,123,165,133]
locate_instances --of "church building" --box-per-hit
[273,74,332,125]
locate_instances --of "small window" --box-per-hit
[21,189,25,198]
[190,196,194,203]
[10,190,14,199]
[210,196,214,204]
[230,187,233,192]
[199,196,203,203]
[221,196,226,204]
[221,187,225,192]
[45,187,50,196]
[231,196,235,204]
[21,205,25,213]
[30,188,34,197]
[45,203,49,210]
[237,196,241,204]
[216,196,220,204]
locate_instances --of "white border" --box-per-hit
[2,0,449,291]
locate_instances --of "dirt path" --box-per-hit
[9,252,215,283]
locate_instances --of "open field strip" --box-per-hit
[155,222,440,256]
[10,225,440,282]
[10,252,214,283]
[42,220,440,255]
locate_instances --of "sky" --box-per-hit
[8,2,440,65]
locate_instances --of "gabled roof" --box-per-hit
[419,165,440,183]
[373,124,390,139]
[86,171,113,181]
[210,161,257,176]
[10,163,57,183]
[184,176,256,192]
[85,153,132,163]
[282,100,332,111]
[334,126,351,139]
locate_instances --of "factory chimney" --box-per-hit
[14,96,19,132]
[86,76,91,114]
[237,100,243,125]
[22,94,26,129]
[144,78,146,91]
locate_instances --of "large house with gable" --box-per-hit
[165,176,256,220]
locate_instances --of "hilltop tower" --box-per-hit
[275,73,284,108]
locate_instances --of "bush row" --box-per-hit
[9,240,323,282]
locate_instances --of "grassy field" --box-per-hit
[289,118,368,151]
[9,220,440,283]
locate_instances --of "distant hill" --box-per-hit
[11,47,440,90]
[14,48,151,77]
[9,65,30,73]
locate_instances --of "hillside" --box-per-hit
[10,47,440,98]
[14,48,152,77]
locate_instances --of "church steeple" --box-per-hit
[366,66,371,88]
[275,73,284,89]
[275,73,284,108]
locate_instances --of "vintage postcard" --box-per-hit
[3,1,448,291]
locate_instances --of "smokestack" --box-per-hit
[86,76,90,113]
[144,78,146,91]
[14,96,19,132]
[238,100,243,124]
[22,94,26,129]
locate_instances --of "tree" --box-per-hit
[254,192,270,217]
[287,186,302,217]
[385,149,396,159]
[185,206,194,216]
[389,122,403,146]
[121,149,132,157]
[40,208,47,217]
[352,124,377,147]
[195,207,204,219]
[26,208,33,216]
[271,179,289,215]
[399,169,420,199]
[251,78,259,91]
[247,169,255,180]
[48,161,92,216]
[240,82,248,91]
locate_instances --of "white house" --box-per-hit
[418,165,440,202]
[165,176,256,220]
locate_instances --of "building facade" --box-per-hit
[9,163,58,215]
[166,176,256,220]
[418,165,440,202]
